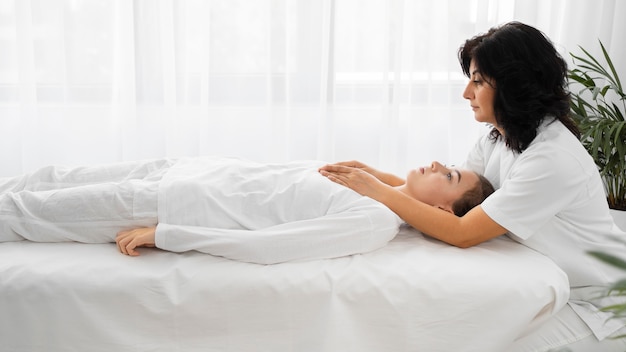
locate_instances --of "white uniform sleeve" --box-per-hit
[481,147,590,240]
[155,202,402,264]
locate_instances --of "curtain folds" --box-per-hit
[0,0,623,176]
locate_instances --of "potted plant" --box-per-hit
[569,43,626,343]
[568,41,626,230]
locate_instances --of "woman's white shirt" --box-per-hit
[463,119,626,339]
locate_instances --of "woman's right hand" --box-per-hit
[323,160,405,187]
[319,164,389,200]
[324,160,381,179]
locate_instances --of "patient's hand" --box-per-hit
[319,164,388,199]
[116,226,157,256]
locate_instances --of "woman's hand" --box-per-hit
[116,226,157,256]
[319,164,389,199]
[320,160,405,187]
[328,160,375,173]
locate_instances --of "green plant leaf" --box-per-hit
[599,40,623,91]
[588,251,626,270]
[614,103,625,121]
[569,40,626,209]
[608,279,626,292]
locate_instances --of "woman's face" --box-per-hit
[405,161,479,213]
[463,60,498,127]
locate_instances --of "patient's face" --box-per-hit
[405,161,479,212]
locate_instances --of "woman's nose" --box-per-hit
[462,81,472,100]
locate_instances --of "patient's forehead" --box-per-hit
[458,169,479,190]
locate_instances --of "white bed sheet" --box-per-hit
[0,226,569,352]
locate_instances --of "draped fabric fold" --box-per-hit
[0,0,623,176]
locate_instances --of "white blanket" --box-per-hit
[0,226,569,352]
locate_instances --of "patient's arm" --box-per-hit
[153,200,402,264]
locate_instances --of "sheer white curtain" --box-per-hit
[1,0,624,176]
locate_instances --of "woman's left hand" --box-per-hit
[319,164,388,199]
[116,226,157,256]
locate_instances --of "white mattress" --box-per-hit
[0,226,569,352]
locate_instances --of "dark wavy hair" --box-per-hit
[452,174,495,217]
[458,22,579,153]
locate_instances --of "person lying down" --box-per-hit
[0,156,494,264]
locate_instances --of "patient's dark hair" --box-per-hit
[451,174,495,217]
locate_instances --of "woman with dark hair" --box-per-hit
[320,22,626,351]
[458,21,580,153]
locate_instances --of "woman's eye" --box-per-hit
[446,172,452,181]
